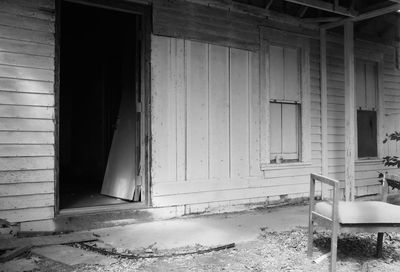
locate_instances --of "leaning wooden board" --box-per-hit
[0,232,98,250]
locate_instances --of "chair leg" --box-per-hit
[330,224,338,272]
[377,232,384,258]
[307,218,313,257]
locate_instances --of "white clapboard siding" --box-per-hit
[324,37,400,198]
[0,206,54,223]
[0,145,54,157]
[0,182,53,197]
[0,0,55,223]
[0,193,53,210]
[0,78,53,93]
[0,119,54,131]
[0,169,54,184]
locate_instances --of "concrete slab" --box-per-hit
[95,204,308,251]
[31,245,116,266]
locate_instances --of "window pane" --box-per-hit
[365,62,377,110]
[270,102,299,162]
[357,110,377,158]
[270,45,284,100]
[355,60,366,109]
[284,47,300,102]
[282,104,299,159]
[270,103,282,158]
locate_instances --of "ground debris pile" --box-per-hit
[260,227,400,264]
[71,241,235,259]
[6,228,400,271]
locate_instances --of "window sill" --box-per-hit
[261,161,312,171]
[355,158,383,165]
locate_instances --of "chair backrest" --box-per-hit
[381,173,400,202]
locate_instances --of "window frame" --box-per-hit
[259,28,311,170]
[354,53,384,162]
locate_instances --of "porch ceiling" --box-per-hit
[232,0,399,43]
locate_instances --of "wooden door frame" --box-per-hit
[54,0,152,214]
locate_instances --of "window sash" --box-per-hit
[270,102,300,163]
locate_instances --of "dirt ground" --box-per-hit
[3,226,400,272]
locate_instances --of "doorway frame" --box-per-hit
[54,0,152,214]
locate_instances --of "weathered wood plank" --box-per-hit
[153,182,310,206]
[0,193,53,209]
[0,205,53,223]
[0,169,54,184]
[0,11,54,33]
[0,132,54,144]
[0,78,53,93]
[0,145,54,157]
[0,38,54,57]
[175,38,186,181]
[0,65,54,82]
[0,182,53,197]
[0,105,54,119]
[0,232,98,251]
[0,157,54,171]
[151,35,173,182]
[249,51,261,176]
[153,174,312,196]
[0,119,54,131]
[0,92,54,106]
[344,21,355,201]
[230,48,249,177]
[0,1,55,21]
[209,44,230,179]
[0,25,54,45]
[0,52,53,70]
[186,40,209,180]
[153,0,260,51]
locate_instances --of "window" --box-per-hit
[356,59,378,158]
[259,28,311,169]
[269,45,301,163]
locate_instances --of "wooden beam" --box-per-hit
[302,16,342,23]
[320,29,329,199]
[283,0,356,17]
[265,0,274,9]
[344,21,355,202]
[185,0,319,29]
[334,0,339,10]
[298,6,309,17]
[323,4,400,29]
[397,15,400,69]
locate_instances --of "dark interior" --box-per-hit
[59,2,138,209]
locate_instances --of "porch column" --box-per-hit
[397,15,400,70]
[320,29,329,198]
[344,21,355,201]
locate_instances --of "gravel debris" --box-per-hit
[6,227,400,271]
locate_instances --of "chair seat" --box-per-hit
[315,201,400,224]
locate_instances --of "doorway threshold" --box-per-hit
[54,204,181,232]
[59,202,146,216]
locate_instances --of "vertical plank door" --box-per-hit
[101,42,137,201]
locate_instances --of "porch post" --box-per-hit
[344,21,355,201]
[320,29,329,198]
[397,16,400,70]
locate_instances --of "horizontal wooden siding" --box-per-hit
[0,0,55,223]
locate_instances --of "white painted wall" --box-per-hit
[151,35,322,207]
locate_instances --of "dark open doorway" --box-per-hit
[59,1,143,210]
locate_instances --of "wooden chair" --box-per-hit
[308,173,400,272]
